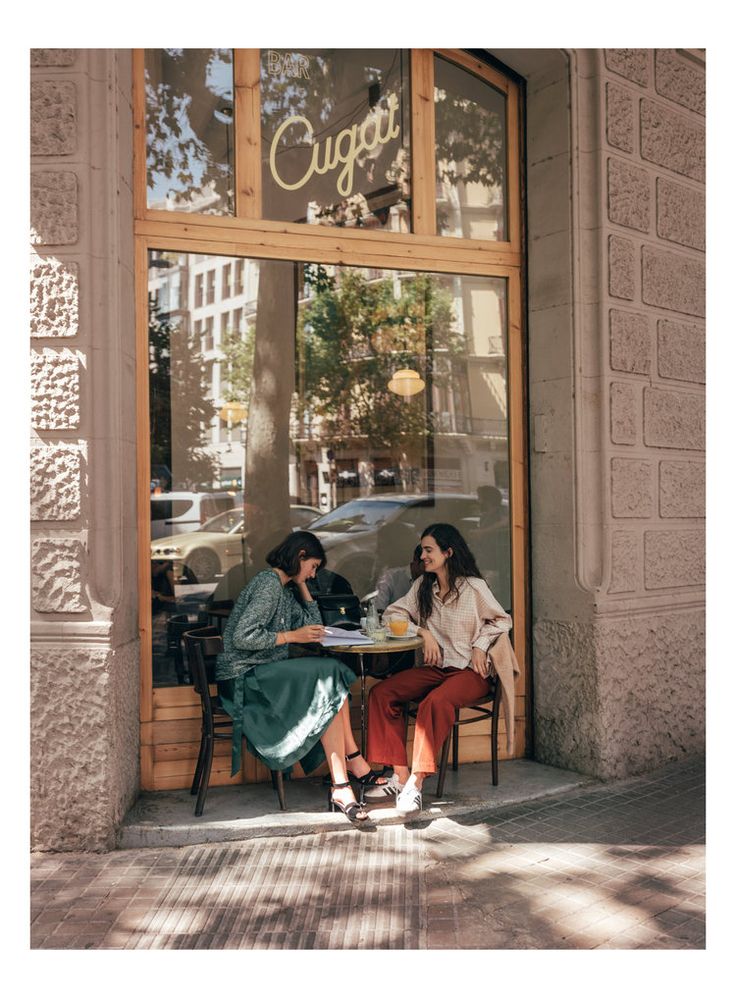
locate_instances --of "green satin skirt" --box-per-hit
[217,655,355,777]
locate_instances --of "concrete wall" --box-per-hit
[491,48,705,778]
[30,49,139,850]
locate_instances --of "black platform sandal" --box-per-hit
[328,781,369,822]
[345,750,388,788]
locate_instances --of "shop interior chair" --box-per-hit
[166,613,197,684]
[403,674,500,796]
[184,627,286,817]
[204,599,234,633]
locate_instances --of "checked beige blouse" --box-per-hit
[384,575,512,671]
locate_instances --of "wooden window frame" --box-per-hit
[134,48,528,791]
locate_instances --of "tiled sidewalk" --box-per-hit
[31,757,704,950]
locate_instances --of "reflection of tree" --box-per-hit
[220,324,255,406]
[148,296,216,490]
[434,63,506,234]
[145,49,233,211]
[297,267,462,454]
[243,261,295,571]
[434,88,505,188]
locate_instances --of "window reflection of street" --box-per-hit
[149,250,512,684]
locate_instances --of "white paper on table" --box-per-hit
[322,627,374,646]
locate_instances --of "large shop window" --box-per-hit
[148,250,512,688]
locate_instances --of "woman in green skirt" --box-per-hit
[216,530,385,823]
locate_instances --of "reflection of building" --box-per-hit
[149,252,260,489]
[31,48,705,850]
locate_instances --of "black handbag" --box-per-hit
[315,593,362,628]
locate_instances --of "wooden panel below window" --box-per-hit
[141,694,528,790]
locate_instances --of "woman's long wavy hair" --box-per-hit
[416,522,482,624]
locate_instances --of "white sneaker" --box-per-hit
[363,773,405,800]
[396,784,423,815]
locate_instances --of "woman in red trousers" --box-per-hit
[365,522,512,815]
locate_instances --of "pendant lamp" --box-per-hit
[387,368,425,397]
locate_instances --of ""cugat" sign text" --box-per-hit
[269,93,401,198]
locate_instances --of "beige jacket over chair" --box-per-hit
[482,632,520,754]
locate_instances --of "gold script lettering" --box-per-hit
[269,93,401,197]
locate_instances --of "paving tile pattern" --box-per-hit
[31,758,704,950]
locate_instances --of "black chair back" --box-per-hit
[183,625,287,815]
[184,626,222,700]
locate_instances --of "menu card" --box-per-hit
[322,627,374,647]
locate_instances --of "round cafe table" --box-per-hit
[322,633,424,759]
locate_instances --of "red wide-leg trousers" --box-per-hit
[366,666,492,774]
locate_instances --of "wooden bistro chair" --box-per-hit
[404,674,501,796]
[184,627,286,817]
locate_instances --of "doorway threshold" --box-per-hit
[118,759,596,849]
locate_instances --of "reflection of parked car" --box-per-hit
[151,504,320,583]
[150,491,239,540]
[308,494,485,598]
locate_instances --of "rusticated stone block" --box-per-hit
[644,529,704,588]
[31,49,76,67]
[610,309,651,374]
[656,178,705,251]
[594,609,704,777]
[608,158,650,232]
[659,460,705,518]
[609,530,640,593]
[604,49,649,86]
[655,49,705,115]
[644,386,704,450]
[611,458,653,518]
[30,442,82,521]
[31,349,80,429]
[642,246,704,317]
[532,619,602,775]
[30,255,79,337]
[658,319,705,383]
[640,99,705,182]
[535,608,705,779]
[609,235,635,300]
[31,639,140,851]
[31,171,78,245]
[606,83,634,153]
[31,81,77,156]
[31,537,87,611]
[610,382,637,444]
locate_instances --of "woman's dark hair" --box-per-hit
[416,522,482,624]
[266,531,326,577]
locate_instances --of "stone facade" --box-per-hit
[31,640,140,851]
[496,47,705,781]
[30,50,139,851]
[598,49,704,773]
[29,47,705,848]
